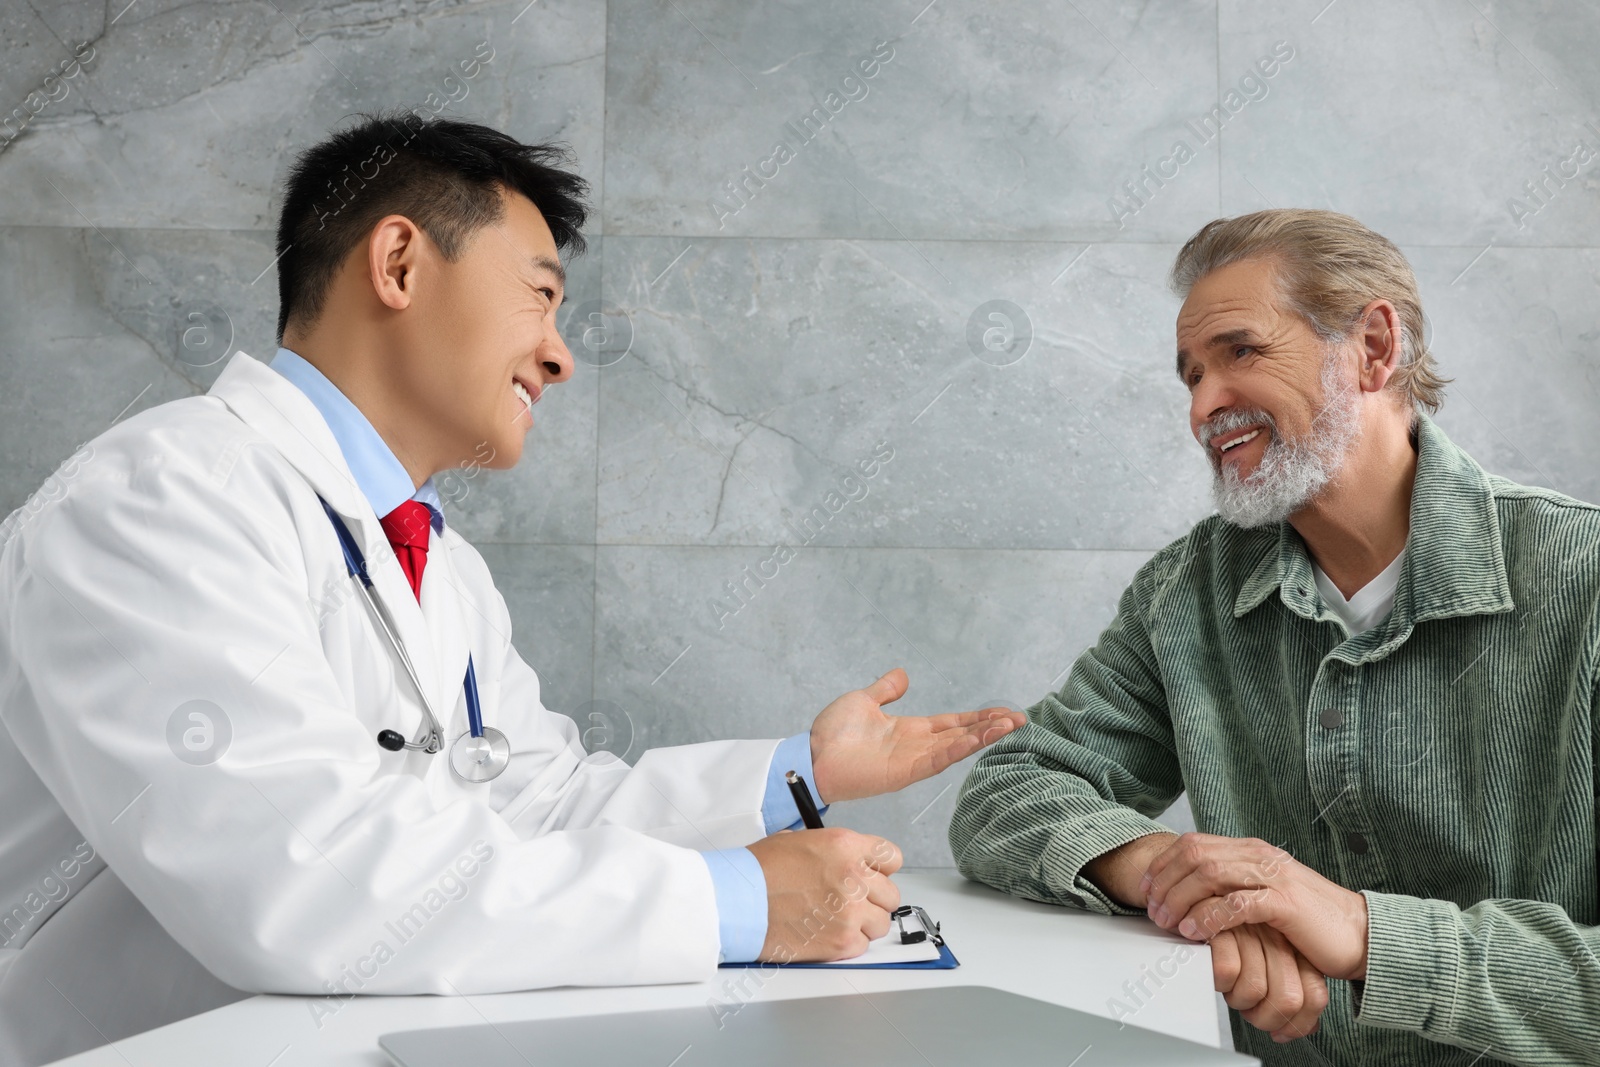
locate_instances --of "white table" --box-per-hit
[48,871,1224,1066]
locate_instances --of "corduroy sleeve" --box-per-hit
[948,553,1186,916]
[1355,891,1600,1064]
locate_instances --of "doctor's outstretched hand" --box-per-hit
[807,668,1027,804]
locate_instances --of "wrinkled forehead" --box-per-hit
[1175,259,1289,340]
[1174,260,1300,381]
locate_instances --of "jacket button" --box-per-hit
[1319,708,1344,729]
[1345,832,1369,854]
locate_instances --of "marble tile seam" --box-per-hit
[6,224,1600,254]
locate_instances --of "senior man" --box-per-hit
[950,209,1600,1065]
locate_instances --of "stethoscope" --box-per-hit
[318,496,510,783]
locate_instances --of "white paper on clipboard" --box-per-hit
[818,931,944,966]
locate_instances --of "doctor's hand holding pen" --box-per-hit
[746,668,1027,961]
[748,827,903,962]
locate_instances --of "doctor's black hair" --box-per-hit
[273,109,590,342]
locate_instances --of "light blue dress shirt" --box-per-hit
[269,346,821,962]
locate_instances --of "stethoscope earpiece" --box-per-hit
[376,729,407,752]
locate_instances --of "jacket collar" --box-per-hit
[1231,411,1515,627]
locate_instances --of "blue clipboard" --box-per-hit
[721,941,959,970]
[720,904,959,970]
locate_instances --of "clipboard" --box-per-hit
[720,904,960,970]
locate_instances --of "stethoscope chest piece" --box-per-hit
[450,726,510,783]
[320,494,512,785]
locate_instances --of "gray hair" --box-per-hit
[1171,209,1449,416]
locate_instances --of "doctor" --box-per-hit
[0,111,1024,1065]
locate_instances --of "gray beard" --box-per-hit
[1205,351,1363,529]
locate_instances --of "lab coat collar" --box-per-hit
[208,351,373,523]
[206,351,460,725]
[267,347,445,533]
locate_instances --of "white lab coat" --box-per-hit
[0,352,778,1065]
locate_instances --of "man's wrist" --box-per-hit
[1348,889,1370,980]
[1083,831,1179,909]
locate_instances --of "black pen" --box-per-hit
[785,770,825,829]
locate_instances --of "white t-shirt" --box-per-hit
[1311,549,1405,636]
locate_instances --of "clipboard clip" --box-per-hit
[891,904,944,947]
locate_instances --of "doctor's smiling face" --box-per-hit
[360,186,574,474]
[275,113,589,487]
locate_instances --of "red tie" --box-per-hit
[380,500,433,601]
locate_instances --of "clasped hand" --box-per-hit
[1137,832,1370,1043]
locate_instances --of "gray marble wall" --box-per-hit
[5,0,1600,866]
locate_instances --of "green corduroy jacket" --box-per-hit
[950,412,1600,1066]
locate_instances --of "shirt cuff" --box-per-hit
[1354,890,1462,1036]
[762,732,829,834]
[701,847,768,963]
